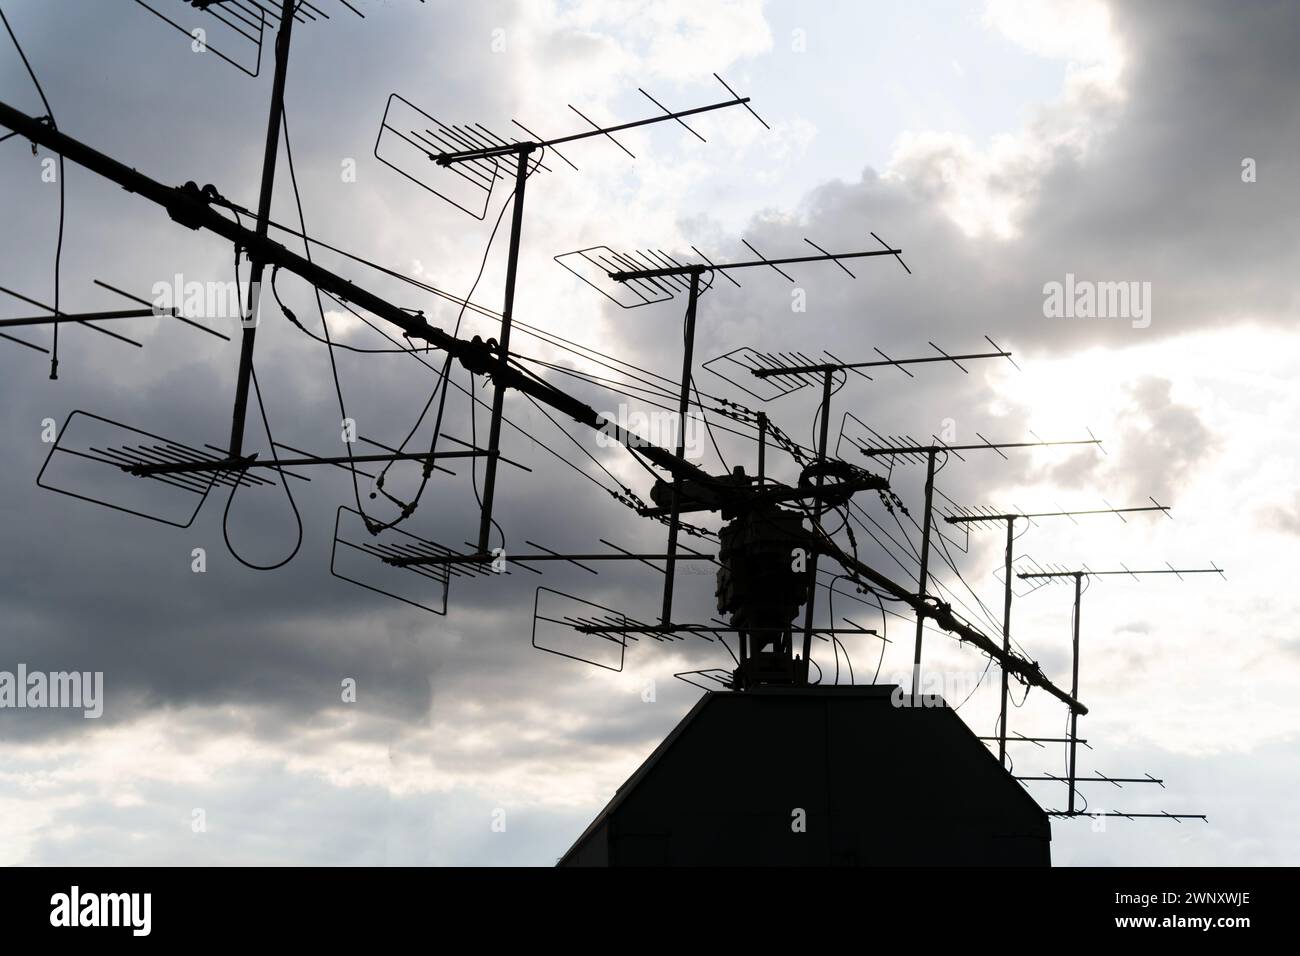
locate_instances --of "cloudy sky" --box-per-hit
[1,0,1298,865]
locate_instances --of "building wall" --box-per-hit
[561,686,1051,866]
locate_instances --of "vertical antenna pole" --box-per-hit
[910,448,938,700]
[799,369,834,673]
[476,146,533,552]
[999,515,1016,767]
[227,0,295,459]
[658,268,702,627]
[757,410,767,484]
[1068,571,1083,813]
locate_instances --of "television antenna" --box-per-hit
[852,434,1104,699]
[1016,563,1225,816]
[132,0,364,79]
[557,234,912,633]
[0,3,1230,846]
[706,345,1036,680]
[5,85,1058,700]
[707,335,1012,403]
[944,500,1172,766]
[378,73,766,556]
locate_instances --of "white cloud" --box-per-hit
[883,0,1124,239]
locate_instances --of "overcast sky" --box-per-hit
[1,0,1298,865]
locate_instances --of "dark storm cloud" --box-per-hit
[0,1,571,740]
[631,0,1300,372]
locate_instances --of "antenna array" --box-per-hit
[0,2,1229,832]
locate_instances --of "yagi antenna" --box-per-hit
[0,12,1227,844]
[379,76,762,219]
[373,93,512,220]
[703,343,1008,673]
[555,233,909,310]
[330,505,455,617]
[431,74,764,168]
[556,235,909,632]
[703,336,1014,402]
[0,283,143,350]
[3,2,479,543]
[375,78,764,565]
[844,430,1105,701]
[132,0,362,79]
[1,73,1086,719]
[943,500,1172,768]
[1015,563,1224,816]
[531,584,879,677]
[0,278,229,361]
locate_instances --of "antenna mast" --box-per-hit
[1016,564,1225,814]
[944,500,1172,766]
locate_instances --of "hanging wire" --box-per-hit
[1,6,64,379]
[271,115,547,536]
[221,234,303,570]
